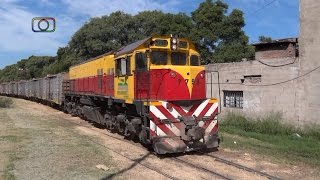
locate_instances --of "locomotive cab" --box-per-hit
[131,36,219,154]
[134,36,206,102]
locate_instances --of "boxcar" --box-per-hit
[18,80,26,97]
[46,73,67,104]
[0,83,4,94]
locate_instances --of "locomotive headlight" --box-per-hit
[171,36,178,50]
[200,73,204,78]
[172,44,177,50]
[172,38,177,44]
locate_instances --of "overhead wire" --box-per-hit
[249,0,278,15]
[257,57,297,67]
[206,63,320,87]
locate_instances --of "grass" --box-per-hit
[219,112,320,167]
[4,153,23,180]
[0,99,117,180]
[0,97,13,108]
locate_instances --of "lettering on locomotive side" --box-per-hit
[117,78,128,96]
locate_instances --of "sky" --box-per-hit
[0,0,299,69]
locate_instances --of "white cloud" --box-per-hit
[0,0,184,67]
[0,2,59,54]
[62,0,180,17]
[0,0,182,56]
[0,0,81,55]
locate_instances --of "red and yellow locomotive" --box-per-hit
[0,35,219,154]
[64,35,219,154]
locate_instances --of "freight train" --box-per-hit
[0,35,219,154]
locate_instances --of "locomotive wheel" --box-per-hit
[117,121,126,135]
[124,132,135,140]
[62,103,68,113]
[104,113,114,130]
[66,103,73,114]
[71,103,77,117]
[76,106,83,118]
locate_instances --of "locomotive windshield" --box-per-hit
[151,51,167,65]
[171,52,187,65]
[190,55,200,66]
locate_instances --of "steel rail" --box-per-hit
[173,157,232,180]
[86,138,177,180]
[197,151,282,180]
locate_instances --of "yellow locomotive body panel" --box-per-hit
[69,53,115,80]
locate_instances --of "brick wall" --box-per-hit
[255,43,296,60]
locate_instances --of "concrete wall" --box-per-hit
[204,0,320,126]
[205,57,300,124]
[297,0,320,125]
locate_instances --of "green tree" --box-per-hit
[65,11,194,64]
[0,56,55,82]
[68,12,135,61]
[0,0,256,81]
[191,0,254,63]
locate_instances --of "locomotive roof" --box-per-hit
[70,50,114,67]
[71,35,193,68]
[115,36,151,57]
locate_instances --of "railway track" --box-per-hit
[172,157,231,180]
[85,137,177,180]
[197,151,282,180]
[62,117,232,179]
[49,107,280,180]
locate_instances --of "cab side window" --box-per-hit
[126,56,131,75]
[135,52,147,71]
[116,57,131,76]
[115,59,122,76]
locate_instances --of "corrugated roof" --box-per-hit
[252,37,298,46]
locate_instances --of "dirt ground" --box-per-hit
[0,98,319,180]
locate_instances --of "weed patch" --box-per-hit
[0,97,13,108]
[220,112,320,167]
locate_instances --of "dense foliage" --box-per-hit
[0,0,255,82]
[0,56,54,82]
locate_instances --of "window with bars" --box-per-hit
[223,91,243,109]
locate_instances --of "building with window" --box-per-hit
[205,53,300,124]
[205,0,320,126]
